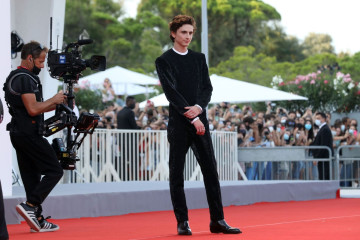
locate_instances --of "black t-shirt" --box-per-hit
[3,68,44,136]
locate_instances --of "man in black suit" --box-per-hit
[155,15,240,235]
[117,96,140,180]
[117,96,140,130]
[311,112,334,180]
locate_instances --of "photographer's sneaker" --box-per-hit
[16,202,41,232]
[30,216,59,233]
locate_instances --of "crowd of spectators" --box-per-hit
[96,100,360,151]
[95,100,168,130]
[93,95,360,184]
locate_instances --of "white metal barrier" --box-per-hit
[60,129,237,183]
[237,146,334,181]
[336,145,360,188]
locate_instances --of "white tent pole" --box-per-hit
[125,83,128,99]
[201,0,209,117]
[201,0,209,65]
[145,84,149,99]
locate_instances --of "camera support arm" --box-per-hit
[43,103,77,137]
[45,17,105,170]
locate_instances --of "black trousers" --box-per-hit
[10,134,63,206]
[0,181,9,240]
[168,118,224,222]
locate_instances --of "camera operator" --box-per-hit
[0,99,9,240]
[3,41,66,232]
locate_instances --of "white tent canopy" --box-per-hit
[210,74,307,103]
[139,74,307,108]
[111,83,155,96]
[80,66,159,95]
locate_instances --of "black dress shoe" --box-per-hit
[177,221,192,235]
[210,219,242,234]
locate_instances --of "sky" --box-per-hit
[122,0,360,54]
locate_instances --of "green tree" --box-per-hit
[302,33,335,57]
[273,71,360,113]
[210,46,341,88]
[210,46,278,86]
[138,0,280,66]
[74,88,103,111]
[274,53,339,81]
[259,24,305,62]
[112,11,168,72]
[64,0,123,58]
[64,0,167,75]
[338,52,360,82]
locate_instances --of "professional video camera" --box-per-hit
[47,39,105,81]
[43,18,106,170]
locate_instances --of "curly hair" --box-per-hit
[169,15,196,42]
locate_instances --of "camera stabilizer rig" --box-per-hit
[43,18,106,170]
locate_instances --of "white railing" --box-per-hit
[237,146,334,181]
[59,129,238,183]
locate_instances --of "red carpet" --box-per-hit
[7,198,360,240]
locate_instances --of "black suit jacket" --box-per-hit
[311,124,334,158]
[117,107,140,130]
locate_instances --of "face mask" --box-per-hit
[315,119,321,126]
[268,126,274,132]
[296,113,301,118]
[277,128,281,133]
[296,133,300,139]
[331,131,337,136]
[281,119,286,124]
[209,124,214,131]
[341,125,346,132]
[284,133,290,141]
[305,124,312,130]
[349,129,354,135]
[32,64,41,75]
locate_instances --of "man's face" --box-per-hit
[33,51,47,69]
[171,24,194,48]
[128,99,136,109]
[315,115,324,123]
